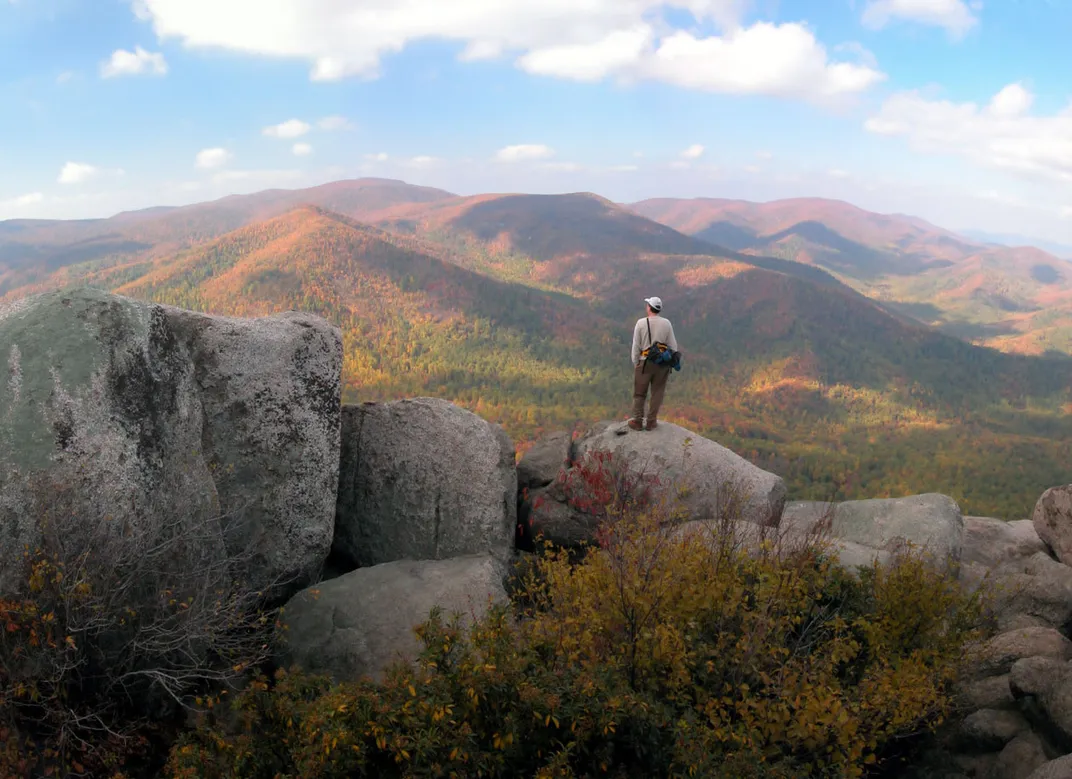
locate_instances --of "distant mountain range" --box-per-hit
[631,196,1072,356]
[957,229,1072,260]
[3,178,1070,520]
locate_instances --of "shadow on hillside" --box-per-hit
[450,194,705,261]
[694,222,759,251]
[1031,263,1064,284]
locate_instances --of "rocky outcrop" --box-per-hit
[1034,487,1072,566]
[827,493,963,566]
[334,398,517,568]
[518,421,786,549]
[277,554,508,682]
[0,288,341,596]
[517,431,572,491]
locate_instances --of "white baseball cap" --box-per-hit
[644,296,663,311]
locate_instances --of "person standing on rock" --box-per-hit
[629,296,679,431]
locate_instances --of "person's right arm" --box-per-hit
[630,319,642,365]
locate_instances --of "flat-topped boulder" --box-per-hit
[0,288,342,596]
[826,493,964,567]
[572,421,787,526]
[277,554,509,683]
[518,421,786,550]
[335,398,517,568]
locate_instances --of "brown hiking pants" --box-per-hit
[632,361,672,422]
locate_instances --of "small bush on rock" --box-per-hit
[0,477,279,777]
[167,449,985,779]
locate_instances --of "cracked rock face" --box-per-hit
[334,398,516,569]
[0,288,342,597]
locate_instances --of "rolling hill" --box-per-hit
[631,196,1072,355]
[0,178,454,296]
[8,196,1070,519]
[3,182,1072,518]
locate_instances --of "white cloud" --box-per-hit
[58,162,99,185]
[755,150,773,160]
[195,147,232,169]
[56,70,77,84]
[406,155,440,168]
[862,0,978,37]
[540,161,582,172]
[211,168,304,185]
[827,168,850,178]
[681,144,705,159]
[0,192,44,209]
[100,46,168,78]
[292,142,313,156]
[131,1,883,101]
[317,115,353,131]
[364,152,389,162]
[263,119,311,139]
[495,144,556,162]
[609,164,639,172]
[865,83,1072,182]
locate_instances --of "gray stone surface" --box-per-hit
[995,732,1050,779]
[335,398,516,568]
[0,288,341,596]
[278,554,508,682]
[973,628,1072,678]
[958,674,1015,711]
[517,431,572,491]
[827,493,964,566]
[519,485,595,549]
[1025,754,1072,779]
[958,709,1029,752]
[1033,486,1072,565]
[572,420,786,526]
[964,517,1048,570]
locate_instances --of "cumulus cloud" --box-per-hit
[865,82,1072,182]
[58,162,99,184]
[317,115,353,131]
[100,46,168,78]
[292,142,313,156]
[406,155,440,168]
[681,144,705,159]
[0,192,44,209]
[495,144,556,162]
[364,152,389,162]
[131,0,883,101]
[540,161,582,172]
[263,119,311,139]
[861,0,978,37]
[195,147,232,169]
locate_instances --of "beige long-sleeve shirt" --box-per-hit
[631,315,678,366]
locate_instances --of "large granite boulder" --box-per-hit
[572,421,786,526]
[278,554,508,682]
[335,398,516,568]
[0,288,341,596]
[1026,755,1072,779]
[1033,486,1072,565]
[825,494,964,567]
[964,518,1048,570]
[517,431,572,492]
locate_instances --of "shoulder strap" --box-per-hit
[646,318,652,348]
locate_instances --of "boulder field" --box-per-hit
[4,289,1072,777]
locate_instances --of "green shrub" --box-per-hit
[166,450,987,779]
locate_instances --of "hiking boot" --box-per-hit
[645,419,658,431]
[627,419,644,431]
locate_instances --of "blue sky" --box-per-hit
[2,0,1072,247]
